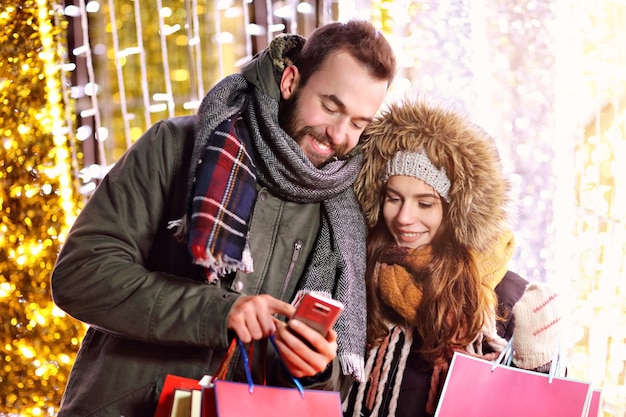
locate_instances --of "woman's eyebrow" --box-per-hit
[386,185,439,199]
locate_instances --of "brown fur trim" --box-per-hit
[268,34,306,85]
[354,98,511,251]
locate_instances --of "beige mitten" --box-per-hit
[512,282,562,370]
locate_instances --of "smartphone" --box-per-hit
[291,292,344,337]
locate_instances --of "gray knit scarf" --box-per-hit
[182,37,367,381]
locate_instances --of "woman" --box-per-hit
[344,99,560,417]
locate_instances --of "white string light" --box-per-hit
[190,0,205,102]
[107,0,132,149]
[156,0,176,117]
[76,0,107,167]
[214,1,225,79]
[242,0,253,68]
[264,0,274,45]
[133,0,153,128]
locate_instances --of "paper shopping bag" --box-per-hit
[201,380,343,417]
[201,336,343,417]
[434,352,593,417]
[154,374,202,417]
[588,389,602,417]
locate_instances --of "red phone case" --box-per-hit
[292,293,343,336]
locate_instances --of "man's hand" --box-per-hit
[227,294,295,343]
[271,318,338,378]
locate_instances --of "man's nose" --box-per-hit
[325,119,349,145]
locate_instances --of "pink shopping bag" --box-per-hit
[201,380,342,417]
[200,337,343,417]
[588,389,602,417]
[434,352,593,417]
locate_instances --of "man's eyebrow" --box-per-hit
[321,94,374,123]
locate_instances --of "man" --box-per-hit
[51,19,396,416]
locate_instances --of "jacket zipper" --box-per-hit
[279,240,302,300]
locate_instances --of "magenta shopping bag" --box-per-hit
[588,389,602,417]
[434,352,594,417]
[201,337,343,417]
[201,380,342,417]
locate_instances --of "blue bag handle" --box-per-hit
[235,336,305,398]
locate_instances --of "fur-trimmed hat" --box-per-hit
[354,98,511,252]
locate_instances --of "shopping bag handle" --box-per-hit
[269,335,305,397]
[492,336,564,383]
[237,339,255,393]
[492,337,514,370]
[211,336,305,398]
[210,338,255,391]
[547,341,564,383]
[210,338,240,383]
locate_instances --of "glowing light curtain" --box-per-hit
[569,2,626,413]
[380,2,626,415]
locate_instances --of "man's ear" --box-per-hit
[280,65,299,100]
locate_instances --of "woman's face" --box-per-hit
[382,175,444,249]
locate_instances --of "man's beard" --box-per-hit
[278,90,349,168]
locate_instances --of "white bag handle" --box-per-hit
[492,337,514,371]
[492,336,564,383]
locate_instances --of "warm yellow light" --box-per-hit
[1,1,86,414]
[19,346,36,359]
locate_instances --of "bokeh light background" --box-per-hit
[1,0,624,416]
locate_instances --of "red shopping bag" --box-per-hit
[154,338,240,417]
[199,337,343,417]
[433,352,593,417]
[201,380,343,417]
[154,374,203,417]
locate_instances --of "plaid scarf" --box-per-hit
[187,115,257,280]
[174,35,368,381]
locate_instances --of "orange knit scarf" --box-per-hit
[375,228,515,414]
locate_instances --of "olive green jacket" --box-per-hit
[51,115,348,417]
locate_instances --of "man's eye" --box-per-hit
[351,121,366,130]
[323,104,337,113]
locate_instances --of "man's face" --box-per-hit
[278,52,389,168]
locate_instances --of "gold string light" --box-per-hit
[0,0,85,415]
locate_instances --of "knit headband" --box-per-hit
[385,149,451,202]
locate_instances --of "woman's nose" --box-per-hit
[396,203,416,225]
